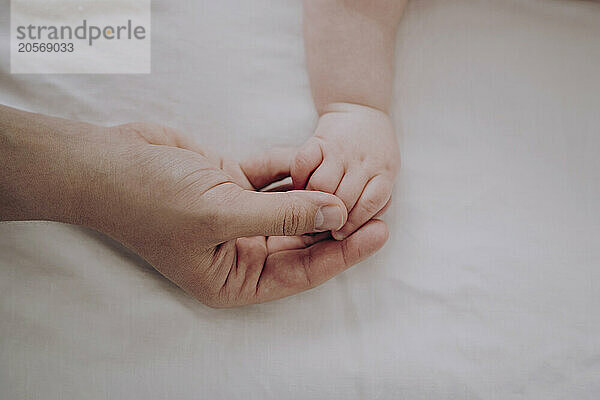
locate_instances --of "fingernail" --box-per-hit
[315,205,344,231]
[331,230,346,241]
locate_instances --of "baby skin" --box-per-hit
[292,103,399,240]
[294,0,407,240]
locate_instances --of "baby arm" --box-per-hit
[293,0,407,240]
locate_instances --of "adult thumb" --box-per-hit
[216,190,347,241]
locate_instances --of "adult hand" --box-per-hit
[0,106,389,307]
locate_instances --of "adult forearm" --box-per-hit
[0,105,107,225]
[302,0,407,114]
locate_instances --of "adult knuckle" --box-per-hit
[278,199,306,236]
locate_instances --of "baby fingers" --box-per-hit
[333,172,368,213]
[331,174,393,240]
[291,138,323,189]
[306,159,344,193]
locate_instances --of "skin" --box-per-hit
[0,1,408,307]
[0,105,389,308]
[294,0,407,240]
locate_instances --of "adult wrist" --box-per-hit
[0,105,102,226]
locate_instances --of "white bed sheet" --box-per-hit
[1,0,600,398]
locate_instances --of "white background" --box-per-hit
[1,0,600,398]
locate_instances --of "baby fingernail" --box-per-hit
[315,205,344,231]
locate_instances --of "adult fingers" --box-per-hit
[215,187,347,242]
[266,232,331,253]
[253,219,389,304]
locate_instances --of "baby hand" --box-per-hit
[292,103,400,240]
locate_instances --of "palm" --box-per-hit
[114,122,387,307]
[199,147,342,306]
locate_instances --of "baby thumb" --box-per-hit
[217,190,347,241]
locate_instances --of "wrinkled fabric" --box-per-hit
[1,0,599,398]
